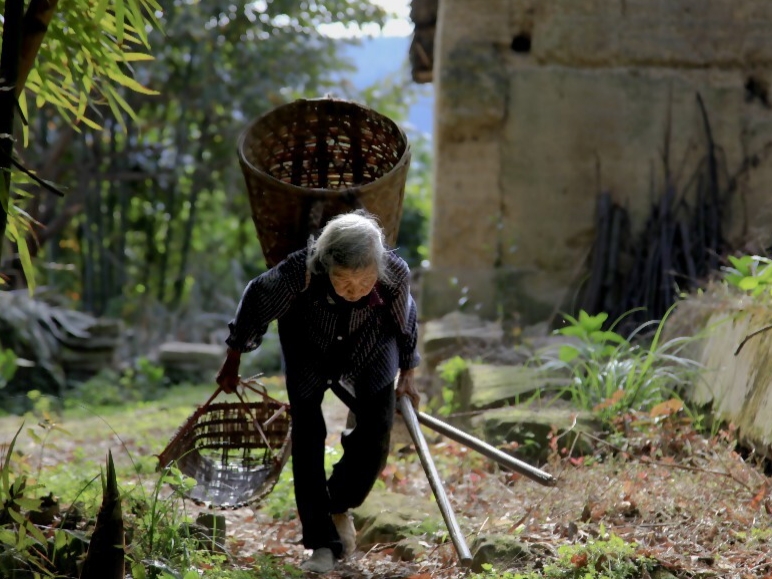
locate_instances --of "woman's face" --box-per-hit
[329,266,378,302]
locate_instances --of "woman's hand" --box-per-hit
[396,368,420,409]
[215,348,242,393]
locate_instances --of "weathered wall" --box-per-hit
[424,0,772,323]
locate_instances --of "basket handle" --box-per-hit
[233,379,291,454]
[157,385,228,468]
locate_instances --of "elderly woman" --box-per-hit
[216,210,420,574]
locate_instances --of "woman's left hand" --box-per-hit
[396,368,420,409]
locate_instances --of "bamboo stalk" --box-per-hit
[0,0,24,258]
[398,397,472,566]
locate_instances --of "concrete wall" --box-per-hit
[424,0,772,324]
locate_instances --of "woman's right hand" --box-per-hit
[215,348,242,393]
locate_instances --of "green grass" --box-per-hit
[0,379,306,578]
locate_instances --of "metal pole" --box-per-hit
[417,411,557,487]
[398,396,472,566]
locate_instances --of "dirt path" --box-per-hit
[3,391,772,578]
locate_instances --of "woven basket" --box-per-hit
[238,97,411,267]
[158,388,291,509]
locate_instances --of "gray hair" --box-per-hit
[307,210,392,282]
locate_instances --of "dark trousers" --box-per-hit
[288,382,395,558]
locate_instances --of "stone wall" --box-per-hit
[424,0,772,323]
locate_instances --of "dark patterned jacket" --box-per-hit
[225,248,420,402]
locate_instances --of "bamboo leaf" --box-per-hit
[105,69,159,95]
[78,115,103,131]
[94,0,111,23]
[77,88,89,121]
[19,91,29,147]
[114,0,126,43]
[103,88,127,132]
[121,52,155,62]
[124,0,151,47]
[104,84,137,122]
[16,234,36,293]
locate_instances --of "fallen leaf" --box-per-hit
[650,399,684,418]
[749,484,768,511]
[571,552,588,567]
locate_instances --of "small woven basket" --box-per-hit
[238,97,411,267]
[158,385,291,509]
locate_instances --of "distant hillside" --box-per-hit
[337,36,434,136]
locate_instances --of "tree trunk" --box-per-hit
[172,120,212,305]
[0,0,24,262]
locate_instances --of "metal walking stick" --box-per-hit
[398,396,472,566]
[416,411,556,487]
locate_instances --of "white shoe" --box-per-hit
[332,512,357,557]
[300,548,335,573]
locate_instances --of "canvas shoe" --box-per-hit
[300,547,335,574]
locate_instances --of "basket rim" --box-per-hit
[236,97,412,197]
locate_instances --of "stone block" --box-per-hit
[436,41,507,140]
[666,296,772,449]
[472,403,600,461]
[470,533,531,573]
[459,363,568,412]
[423,312,504,365]
[432,139,501,268]
[157,342,226,383]
[511,0,772,68]
[437,0,513,49]
[354,489,440,548]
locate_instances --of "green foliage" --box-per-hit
[0,425,49,577]
[432,356,468,416]
[18,0,160,132]
[470,530,653,578]
[260,457,297,520]
[68,357,167,407]
[534,307,702,425]
[0,347,17,390]
[438,356,468,385]
[0,384,307,577]
[17,0,416,318]
[722,255,772,298]
[555,311,629,363]
[124,464,198,572]
[2,0,162,289]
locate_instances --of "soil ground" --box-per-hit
[2,386,771,578]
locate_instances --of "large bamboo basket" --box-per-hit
[238,98,411,267]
